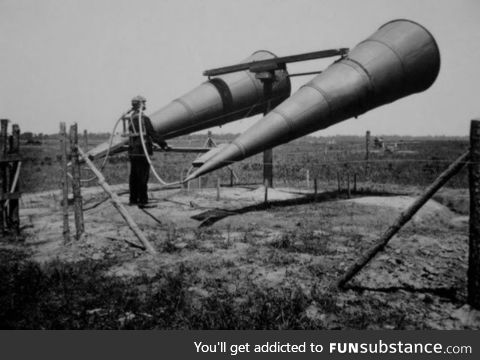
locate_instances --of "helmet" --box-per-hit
[131,95,146,104]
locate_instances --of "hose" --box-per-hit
[137,107,181,187]
[80,109,132,183]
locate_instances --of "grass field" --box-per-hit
[1,133,475,329]
[20,133,469,193]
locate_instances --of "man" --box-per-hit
[128,95,169,207]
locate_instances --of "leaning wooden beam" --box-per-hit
[334,150,469,289]
[3,161,21,209]
[8,124,21,233]
[77,147,157,255]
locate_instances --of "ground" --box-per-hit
[6,181,479,329]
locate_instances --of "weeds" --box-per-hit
[0,247,422,329]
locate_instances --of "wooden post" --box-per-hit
[264,179,269,205]
[198,176,202,190]
[83,129,88,150]
[78,147,157,255]
[314,178,318,200]
[354,173,357,193]
[60,122,70,243]
[8,124,20,233]
[335,151,469,289]
[337,171,341,194]
[469,120,480,309]
[216,178,221,201]
[347,172,351,198]
[365,130,370,177]
[306,169,310,189]
[70,124,84,239]
[0,119,8,233]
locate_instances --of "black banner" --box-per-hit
[0,331,477,360]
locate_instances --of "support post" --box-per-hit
[60,122,70,243]
[262,77,273,188]
[347,172,351,198]
[0,119,8,233]
[70,124,84,239]
[314,178,318,200]
[78,147,157,255]
[263,149,273,188]
[469,119,480,309]
[354,173,357,193]
[264,179,269,205]
[337,171,341,194]
[365,130,370,177]
[83,129,88,150]
[306,169,310,189]
[335,151,469,289]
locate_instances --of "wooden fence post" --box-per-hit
[8,124,20,233]
[347,172,351,198]
[469,119,480,309]
[334,151,469,289]
[0,119,8,233]
[70,124,84,239]
[337,171,341,194]
[60,122,70,243]
[365,130,370,177]
[83,129,88,150]
[216,178,221,201]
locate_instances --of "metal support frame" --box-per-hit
[203,48,349,188]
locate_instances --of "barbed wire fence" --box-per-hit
[18,133,469,196]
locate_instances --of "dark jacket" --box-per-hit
[128,111,167,157]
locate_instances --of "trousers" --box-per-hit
[129,156,150,204]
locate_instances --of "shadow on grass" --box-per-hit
[345,284,462,303]
[192,189,406,227]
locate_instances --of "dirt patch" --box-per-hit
[5,184,477,329]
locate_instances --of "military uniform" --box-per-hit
[128,109,167,206]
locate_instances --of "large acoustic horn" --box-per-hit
[87,50,291,159]
[186,19,440,181]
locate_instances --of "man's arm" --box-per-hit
[144,116,169,150]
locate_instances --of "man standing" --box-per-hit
[128,95,168,207]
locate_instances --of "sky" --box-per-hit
[0,0,479,136]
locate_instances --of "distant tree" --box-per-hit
[21,132,34,141]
